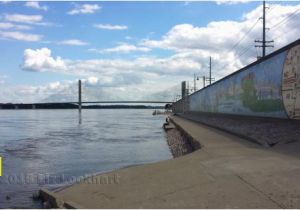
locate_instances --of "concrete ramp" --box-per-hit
[43,116,300,208]
[178,112,300,147]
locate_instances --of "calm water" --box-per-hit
[0,109,172,208]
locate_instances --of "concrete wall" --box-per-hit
[173,40,300,120]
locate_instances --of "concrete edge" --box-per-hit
[64,201,85,209]
[39,188,64,208]
[175,114,265,147]
[39,188,84,209]
[169,117,201,150]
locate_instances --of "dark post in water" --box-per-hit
[78,79,82,112]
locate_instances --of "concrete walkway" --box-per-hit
[49,115,300,208]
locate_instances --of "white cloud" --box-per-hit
[86,76,99,85]
[4,13,53,26]
[93,24,128,30]
[140,3,300,80]
[25,1,48,11]
[184,1,191,6]
[0,31,42,41]
[0,78,160,103]
[0,75,7,84]
[22,48,67,71]
[0,0,11,4]
[22,47,198,77]
[0,22,32,30]
[4,14,42,24]
[9,3,300,103]
[58,39,89,46]
[0,80,75,103]
[68,4,101,15]
[89,43,150,54]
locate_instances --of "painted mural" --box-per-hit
[188,45,294,119]
[282,44,300,119]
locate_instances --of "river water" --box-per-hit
[0,109,172,208]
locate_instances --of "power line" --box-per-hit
[270,6,300,29]
[255,0,274,58]
[213,19,260,72]
[236,45,254,60]
[272,20,300,41]
[224,18,260,56]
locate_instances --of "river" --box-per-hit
[0,109,172,208]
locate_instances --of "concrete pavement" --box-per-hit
[45,115,300,208]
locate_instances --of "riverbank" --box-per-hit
[40,115,300,208]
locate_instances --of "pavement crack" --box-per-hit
[235,174,286,208]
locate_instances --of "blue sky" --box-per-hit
[0,1,300,102]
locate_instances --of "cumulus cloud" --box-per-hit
[0,76,159,103]
[89,43,150,54]
[0,75,7,84]
[22,47,199,77]
[4,14,42,24]
[20,47,197,102]
[68,4,101,15]
[0,31,42,41]
[0,0,11,4]
[11,3,300,103]
[0,22,32,30]
[0,80,75,103]
[58,39,89,46]
[140,3,300,79]
[93,24,128,30]
[25,1,48,11]
[4,13,53,26]
[22,48,67,72]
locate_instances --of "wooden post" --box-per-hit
[78,80,82,112]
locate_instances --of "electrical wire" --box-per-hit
[212,19,260,72]
[236,45,254,59]
[225,18,260,56]
[270,6,300,29]
[272,21,300,41]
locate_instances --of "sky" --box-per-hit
[1,0,300,103]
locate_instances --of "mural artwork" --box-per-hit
[282,44,300,119]
[186,44,300,119]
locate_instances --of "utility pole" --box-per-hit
[262,0,266,57]
[206,56,215,85]
[209,56,212,85]
[195,57,215,89]
[78,80,82,112]
[193,73,197,92]
[255,0,274,58]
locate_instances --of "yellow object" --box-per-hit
[0,157,2,176]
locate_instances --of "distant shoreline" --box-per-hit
[0,103,165,109]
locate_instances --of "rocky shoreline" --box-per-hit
[163,118,200,158]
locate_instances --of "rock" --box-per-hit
[31,192,40,201]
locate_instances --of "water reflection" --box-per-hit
[78,111,82,125]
